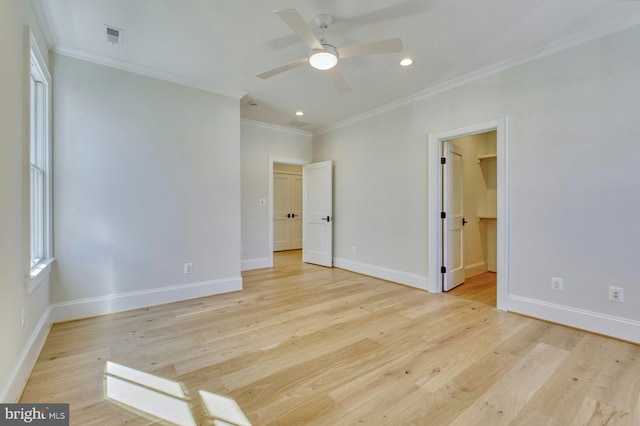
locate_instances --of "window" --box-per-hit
[28,35,52,289]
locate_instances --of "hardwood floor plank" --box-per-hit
[509,406,556,425]
[527,334,631,424]
[230,338,384,415]
[450,342,569,425]
[449,272,497,306]
[632,391,640,425]
[570,397,630,426]
[404,345,524,424]
[414,314,531,392]
[586,339,640,413]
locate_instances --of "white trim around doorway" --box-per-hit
[427,117,509,311]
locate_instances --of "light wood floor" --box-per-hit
[447,270,497,307]
[21,250,640,425]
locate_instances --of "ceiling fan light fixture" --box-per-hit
[400,57,414,67]
[309,45,338,70]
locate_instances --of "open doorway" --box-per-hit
[268,157,308,268]
[268,157,334,269]
[428,118,509,311]
[273,163,303,252]
[443,132,497,305]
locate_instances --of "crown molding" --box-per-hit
[30,0,58,48]
[53,45,246,100]
[315,13,640,136]
[241,119,312,137]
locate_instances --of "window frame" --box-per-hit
[27,32,53,293]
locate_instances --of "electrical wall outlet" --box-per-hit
[351,246,357,254]
[609,286,624,302]
[551,277,564,291]
[21,309,25,329]
[184,263,193,274]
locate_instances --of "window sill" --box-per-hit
[27,258,55,293]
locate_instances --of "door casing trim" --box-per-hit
[427,117,509,311]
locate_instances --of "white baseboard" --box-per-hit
[508,295,640,344]
[241,258,270,271]
[1,307,52,402]
[51,276,243,323]
[465,261,487,277]
[333,258,428,290]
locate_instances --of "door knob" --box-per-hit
[462,218,468,226]
[321,216,331,222]
[287,213,291,218]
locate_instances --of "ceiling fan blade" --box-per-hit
[337,37,404,59]
[257,58,308,79]
[326,67,353,94]
[275,9,323,50]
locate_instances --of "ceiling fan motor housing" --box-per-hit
[314,14,333,30]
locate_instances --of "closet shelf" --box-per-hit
[477,213,497,219]
[477,154,497,163]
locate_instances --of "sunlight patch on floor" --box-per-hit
[104,361,251,425]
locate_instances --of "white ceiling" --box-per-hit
[35,0,640,133]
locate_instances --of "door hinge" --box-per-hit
[440,212,446,219]
[441,157,446,164]
[441,266,446,274]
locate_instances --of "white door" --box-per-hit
[442,142,465,291]
[303,161,333,267]
[291,175,303,249]
[274,173,292,251]
[273,173,303,251]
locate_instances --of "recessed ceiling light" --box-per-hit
[400,57,414,67]
[296,111,304,116]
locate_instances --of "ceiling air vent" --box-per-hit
[104,25,123,46]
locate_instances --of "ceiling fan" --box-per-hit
[257,9,404,94]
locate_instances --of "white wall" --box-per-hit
[313,24,640,341]
[314,107,430,288]
[51,54,242,318]
[240,121,312,269]
[0,0,53,402]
